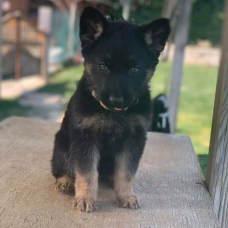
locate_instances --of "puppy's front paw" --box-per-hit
[116,195,140,209]
[73,197,96,212]
[55,176,74,194]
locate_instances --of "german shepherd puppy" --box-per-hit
[51,7,170,212]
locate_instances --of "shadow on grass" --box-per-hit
[197,154,208,177]
[1,79,79,122]
[0,99,31,121]
[37,82,72,95]
[1,65,83,121]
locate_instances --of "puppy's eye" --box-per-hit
[100,64,108,72]
[131,67,139,74]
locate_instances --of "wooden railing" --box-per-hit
[206,0,228,227]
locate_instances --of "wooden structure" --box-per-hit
[0,117,220,227]
[0,0,2,97]
[2,0,31,15]
[1,11,46,80]
[206,0,228,227]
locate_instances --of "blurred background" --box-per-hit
[0,0,226,175]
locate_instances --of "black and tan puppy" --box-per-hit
[51,7,170,212]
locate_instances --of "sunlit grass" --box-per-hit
[152,62,217,176]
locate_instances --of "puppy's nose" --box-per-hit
[109,94,124,107]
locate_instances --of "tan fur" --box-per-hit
[92,90,110,110]
[146,69,154,80]
[100,101,109,110]
[144,34,164,52]
[144,32,153,45]
[114,153,134,197]
[92,22,103,39]
[114,152,140,209]
[75,171,98,199]
[56,175,74,193]
[92,90,97,98]
[73,150,99,212]
[85,63,92,74]
[129,114,151,131]
[77,113,116,131]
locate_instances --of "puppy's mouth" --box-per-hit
[100,101,128,112]
[92,90,130,112]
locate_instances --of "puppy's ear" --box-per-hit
[80,7,108,48]
[141,19,170,54]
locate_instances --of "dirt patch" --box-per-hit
[165,45,220,67]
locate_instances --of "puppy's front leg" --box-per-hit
[71,142,99,213]
[114,136,145,209]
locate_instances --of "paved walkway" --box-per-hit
[19,92,63,122]
[1,75,63,122]
[1,75,46,99]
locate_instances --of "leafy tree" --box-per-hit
[189,0,224,45]
[111,0,224,45]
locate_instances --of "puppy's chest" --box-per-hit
[78,113,124,135]
[77,112,148,133]
[76,112,149,156]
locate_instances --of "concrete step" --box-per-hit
[0,117,220,228]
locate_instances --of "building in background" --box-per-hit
[1,0,112,79]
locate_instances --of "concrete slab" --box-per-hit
[0,117,220,228]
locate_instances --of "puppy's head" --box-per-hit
[80,7,170,112]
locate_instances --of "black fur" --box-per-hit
[51,7,170,212]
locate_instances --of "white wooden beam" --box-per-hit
[122,0,131,20]
[162,0,179,19]
[67,0,77,59]
[168,0,192,133]
[0,0,2,98]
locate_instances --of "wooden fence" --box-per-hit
[1,11,45,79]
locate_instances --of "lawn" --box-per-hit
[151,62,217,176]
[0,62,217,175]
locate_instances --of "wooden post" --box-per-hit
[206,0,228,227]
[160,0,179,62]
[67,0,77,59]
[168,0,192,133]
[41,33,50,83]
[15,15,21,80]
[161,0,179,19]
[38,6,53,83]
[0,0,2,98]
[122,0,131,20]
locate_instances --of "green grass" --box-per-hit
[0,99,31,121]
[37,66,84,107]
[1,63,217,176]
[151,62,217,176]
